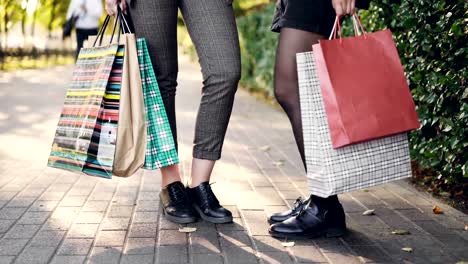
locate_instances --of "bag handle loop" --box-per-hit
[92,5,131,47]
[328,12,367,43]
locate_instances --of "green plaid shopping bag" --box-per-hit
[136,38,179,169]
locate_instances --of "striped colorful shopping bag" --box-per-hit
[136,38,179,169]
[48,44,124,178]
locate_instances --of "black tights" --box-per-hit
[274,28,338,204]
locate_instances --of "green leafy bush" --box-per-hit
[360,0,467,189]
[237,4,277,96]
[236,0,467,189]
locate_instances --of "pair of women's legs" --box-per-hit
[274,28,338,203]
[130,0,241,187]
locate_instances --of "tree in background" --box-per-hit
[0,0,22,48]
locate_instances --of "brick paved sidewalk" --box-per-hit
[0,57,466,264]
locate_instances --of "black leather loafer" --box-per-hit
[268,196,309,224]
[160,181,198,224]
[269,199,347,239]
[189,182,233,224]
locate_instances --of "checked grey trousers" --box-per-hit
[130,0,241,160]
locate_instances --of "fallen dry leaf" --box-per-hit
[281,241,295,247]
[259,145,271,152]
[363,209,375,216]
[392,230,411,235]
[402,247,413,253]
[273,160,284,167]
[432,205,444,214]
[178,227,197,233]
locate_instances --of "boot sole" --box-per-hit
[269,227,347,239]
[193,204,233,224]
[162,207,198,224]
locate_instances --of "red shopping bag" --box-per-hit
[313,15,420,148]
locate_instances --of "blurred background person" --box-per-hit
[66,0,103,59]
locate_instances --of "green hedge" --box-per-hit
[237,4,277,96]
[237,0,467,186]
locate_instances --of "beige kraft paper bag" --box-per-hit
[86,33,147,177]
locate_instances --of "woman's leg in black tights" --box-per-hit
[274,27,337,204]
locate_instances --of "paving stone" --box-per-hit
[30,230,66,247]
[121,254,153,264]
[49,255,86,264]
[17,211,50,224]
[224,246,258,264]
[40,192,66,201]
[237,191,264,210]
[322,251,363,264]
[108,206,133,218]
[95,231,126,247]
[0,256,14,264]
[0,207,27,220]
[111,198,137,206]
[219,230,252,248]
[241,211,270,236]
[138,192,159,201]
[29,200,59,212]
[133,211,158,223]
[158,230,187,246]
[190,253,223,264]
[42,218,74,231]
[0,220,14,233]
[190,232,221,254]
[156,245,187,264]
[4,224,40,239]
[48,184,73,192]
[258,252,294,264]
[18,188,47,198]
[186,221,216,233]
[348,245,393,263]
[89,246,122,264]
[67,224,99,238]
[89,192,114,201]
[159,216,179,230]
[68,187,94,196]
[75,212,105,224]
[15,246,56,264]
[58,196,87,207]
[135,200,159,212]
[125,238,155,255]
[58,239,93,255]
[255,187,285,206]
[128,223,157,238]
[50,207,81,220]
[5,197,35,208]
[82,201,109,212]
[216,217,245,231]
[290,245,328,263]
[0,239,29,255]
[252,236,286,252]
[101,218,130,231]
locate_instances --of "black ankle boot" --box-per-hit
[160,181,198,224]
[189,182,233,224]
[268,196,310,224]
[269,196,346,239]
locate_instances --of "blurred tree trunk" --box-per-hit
[47,0,57,38]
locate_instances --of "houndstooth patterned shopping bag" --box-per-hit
[297,51,413,198]
[136,38,179,169]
